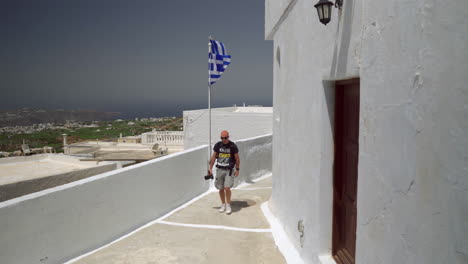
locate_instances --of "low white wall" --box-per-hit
[0,135,273,264]
[0,146,209,264]
[230,134,273,187]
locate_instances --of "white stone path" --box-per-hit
[67,176,287,264]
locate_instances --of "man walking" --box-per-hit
[209,130,240,215]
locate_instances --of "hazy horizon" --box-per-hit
[1,0,273,118]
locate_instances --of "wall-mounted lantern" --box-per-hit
[314,0,343,25]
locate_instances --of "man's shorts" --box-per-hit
[215,168,234,190]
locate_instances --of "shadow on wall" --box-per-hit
[330,0,355,78]
[318,79,336,254]
[322,80,335,136]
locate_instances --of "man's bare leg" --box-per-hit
[219,189,226,204]
[225,187,231,204]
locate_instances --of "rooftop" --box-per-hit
[0,154,116,202]
[184,106,273,114]
[233,106,273,113]
[0,154,112,185]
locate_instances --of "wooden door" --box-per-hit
[332,79,359,264]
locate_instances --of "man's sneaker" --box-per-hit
[226,204,232,215]
[219,204,226,213]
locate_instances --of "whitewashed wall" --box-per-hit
[231,134,272,187]
[357,0,468,263]
[183,107,273,149]
[0,146,209,264]
[266,0,341,262]
[266,0,468,263]
[0,135,272,264]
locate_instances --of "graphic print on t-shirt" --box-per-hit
[214,142,238,168]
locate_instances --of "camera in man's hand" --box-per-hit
[204,171,214,180]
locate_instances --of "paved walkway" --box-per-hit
[72,176,286,264]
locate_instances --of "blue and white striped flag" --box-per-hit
[209,39,231,85]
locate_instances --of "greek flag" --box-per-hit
[209,39,231,85]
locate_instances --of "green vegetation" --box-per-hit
[0,118,183,153]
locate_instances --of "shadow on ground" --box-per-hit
[213,199,257,213]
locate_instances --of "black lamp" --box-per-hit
[314,0,343,25]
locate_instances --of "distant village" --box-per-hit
[0,116,180,158]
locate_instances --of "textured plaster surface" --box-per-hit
[356,0,468,263]
[266,0,468,263]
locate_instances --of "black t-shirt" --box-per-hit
[213,141,239,168]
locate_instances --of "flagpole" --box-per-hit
[208,84,211,164]
[208,38,212,171]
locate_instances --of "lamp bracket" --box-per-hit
[335,0,343,9]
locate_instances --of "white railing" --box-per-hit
[141,131,184,145]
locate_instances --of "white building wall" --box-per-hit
[267,0,343,262]
[357,1,468,263]
[0,135,272,264]
[183,107,273,149]
[266,0,468,263]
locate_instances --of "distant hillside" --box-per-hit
[0,108,120,127]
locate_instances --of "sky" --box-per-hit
[0,0,272,118]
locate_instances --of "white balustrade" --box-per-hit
[141,131,184,145]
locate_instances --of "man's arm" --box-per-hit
[234,153,240,176]
[208,152,218,175]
